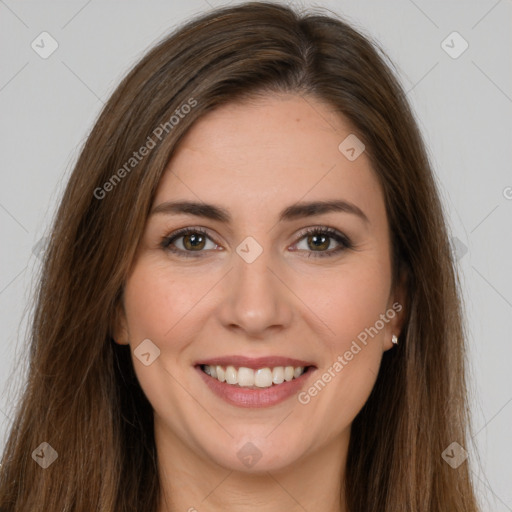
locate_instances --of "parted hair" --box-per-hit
[0,2,480,511]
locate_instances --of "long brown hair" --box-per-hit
[0,2,481,510]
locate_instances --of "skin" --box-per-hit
[114,93,406,512]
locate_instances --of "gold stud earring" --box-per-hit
[391,334,398,345]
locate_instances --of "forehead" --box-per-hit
[154,94,384,226]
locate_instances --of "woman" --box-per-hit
[0,2,481,511]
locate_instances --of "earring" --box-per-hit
[391,334,398,345]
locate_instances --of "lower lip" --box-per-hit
[195,365,317,408]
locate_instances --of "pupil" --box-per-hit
[310,234,328,250]
[186,233,204,250]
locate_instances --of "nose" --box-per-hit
[216,243,294,338]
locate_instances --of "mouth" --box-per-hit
[196,363,316,389]
[194,359,318,408]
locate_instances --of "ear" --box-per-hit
[383,268,408,351]
[111,298,130,346]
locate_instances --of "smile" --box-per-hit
[195,364,317,408]
[200,364,310,388]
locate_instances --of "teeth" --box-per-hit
[254,368,272,387]
[201,364,308,388]
[272,366,284,384]
[239,367,256,387]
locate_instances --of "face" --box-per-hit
[115,93,405,473]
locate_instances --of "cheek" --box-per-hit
[120,260,203,427]
[304,257,391,347]
[296,257,390,412]
[122,257,207,343]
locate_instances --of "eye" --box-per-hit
[161,226,353,258]
[292,226,353,258]
[161,227,220,258]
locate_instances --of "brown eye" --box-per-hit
[306,233,330,251]
[182,232,207,251]
[293,227,353,258]
[161,227,219,258]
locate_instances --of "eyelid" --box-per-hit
[294,225,346,241]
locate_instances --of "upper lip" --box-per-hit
[195,355,317,370]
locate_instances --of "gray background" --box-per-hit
[1,0,511,509]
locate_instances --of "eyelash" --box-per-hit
[160,226,353,259]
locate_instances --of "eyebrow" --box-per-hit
[151,199,369,224]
